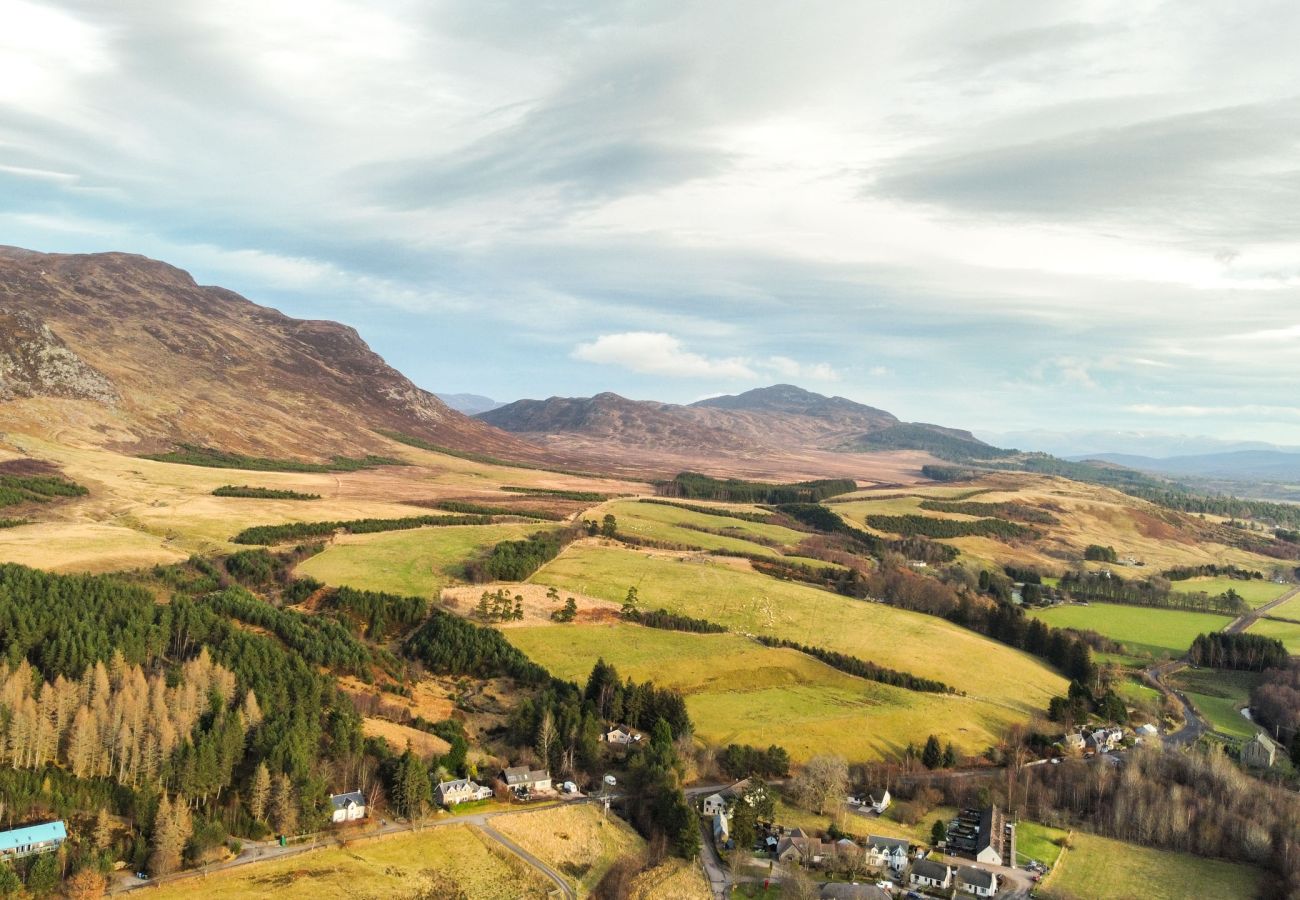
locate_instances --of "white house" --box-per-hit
[0,822,66,860]
[702,778,756,817]
[957,865,998,897]
[868,789,891,813]
[504,766,552,793]
[865,835,909,871]
[329,791,366,823]
[910,860,953,889]
[437,778,493,807]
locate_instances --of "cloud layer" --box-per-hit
[2,0,1299,441]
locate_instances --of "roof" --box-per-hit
[911,859,951,881]
[957,866,996,889]
[437,778,482,792]
[1251,732,1280,753]
[505,766,550,785]
[867,835,908,853]
[0,821,67,852]
[329,791,365,810]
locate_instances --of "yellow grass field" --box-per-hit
[0,434,639,573]
[598,499,809,556]
[361,717,451,758]
[833,475,1280,573]
[1039,831,1262,900]
[531,543,1067,715]
[141,825,549,899]
[295,522,544,598]
[506,623,1026,761]
[490,804,644,896]
[629,858,711,899]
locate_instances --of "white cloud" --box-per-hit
[571,332,840,382]
[572,332,757,379]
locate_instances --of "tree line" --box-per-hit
[865,513,1035,542]
[428,499,564,521]
[754,636,955,694]
[463,527,581,582]
[918,499,1059,525]
[657,472,856,504]
[622,608,727,633]
[232,513,496,544]
[212,485,321,500]
[1058,570,1250,614]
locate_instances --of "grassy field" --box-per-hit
[506,624,1022,761]
[295,522,544,597]
[491,804,643,896]
[0,434,638,572]
[1168,669,1260,741]
[1040,831,1262,900]
[1179,576,1290,608]
[142,825,548,899]
[1016,821,1069,867]
[1027,603,1231,660]
[531,543,1067,715]
[627,858,710,900]
[1249,617,1300,653]
[601,499,808,556]
[1263,590,1300,620]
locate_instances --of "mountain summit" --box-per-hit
[0,247,538,461]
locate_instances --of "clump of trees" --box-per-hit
[866,513,1035,542]
[0,472,88,507]
[1084,544,1118,562]
[1188,632,1288,671]
[212,485,320,500]
[473,588,525,623]
[717,743,790,780]
[919,499,1059,525]
[326,587,427,640]
[465,527,581,582]
[233,514,492,545]
[657,472,856,504]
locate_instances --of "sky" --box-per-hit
[3,0,1300,448]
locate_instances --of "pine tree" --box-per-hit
[149,794,184,876]
[922,735,942,770]
[250,763,271,822]
[93,806,113,852]
[271,773,297,835]
[942,743,957,768]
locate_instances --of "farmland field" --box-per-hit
[1039,831,1262,900]
[1248,617,1300,653]
[490,804,643,896]
[1016,821,1069,867]
[142,825,548,899]
[1027,603,1231,660]
[1168,669,1260,741]
[530,543,1067,715]
[506,623,1027,760]
[295,522,545,597]
[1179,576,1289,608]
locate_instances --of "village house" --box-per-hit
[604,727,633,745]
[909,859,953,890]
[946,806,1015,866]
[864,835,909,871]
[1061,732,1086,753]
[504,766,553,793]
[329,791,366,824]
[867,789,891,813]
[0,822,66,860]
[1242,732,1279,768]
[957,865,998,897]
[702,778,764,817]
[436,778,493,807]
[1086,726,1124,753]
[776,828,834,866]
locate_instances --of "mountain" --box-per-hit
[477,385,961,481]
[1079,450,1300,483]
[436,392,506,415]
[978,428,1295,459]
[0,247,541,461]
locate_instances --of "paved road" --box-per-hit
[1143,659,1209,747]
[1224,584,1300,634]
[696,817,732,900]
[479,821,576,899]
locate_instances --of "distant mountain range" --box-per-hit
[978,428,1299,460]
[1077,450,1300,483]
[436,392,506,415]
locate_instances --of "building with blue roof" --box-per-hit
[0,821,67,859]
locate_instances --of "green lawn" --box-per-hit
[1027,603,1231,660]
[295,522,543,597]
[505,623,1021,762]
[1179,576,1289,608]
[532,544,1067,714]
[1168,669,1260,741]
[1040,831,1262,900]
[1016,821,1069,867]
[1249,617,1300,653]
